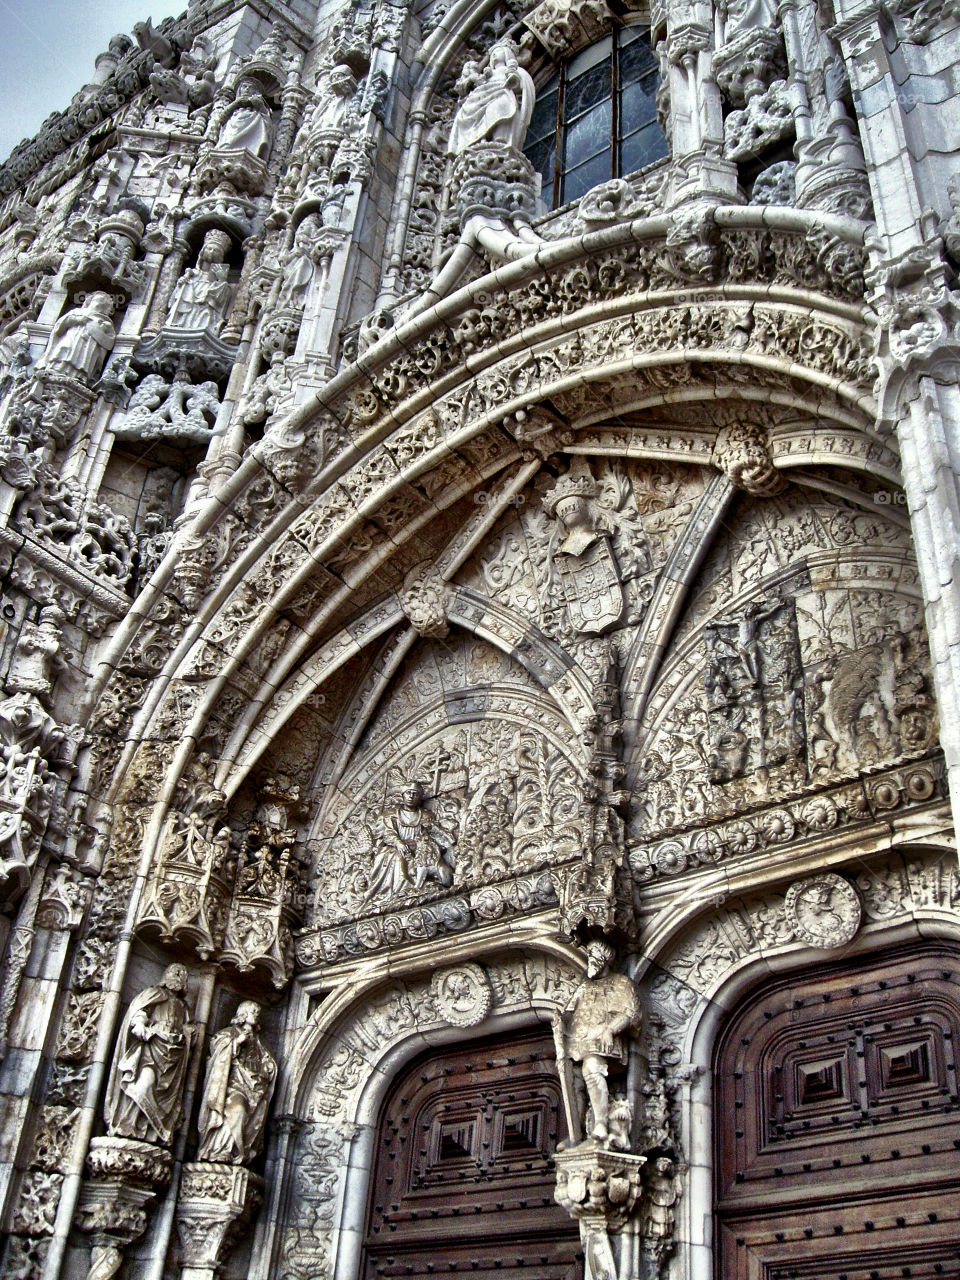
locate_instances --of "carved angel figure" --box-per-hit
[197,1001,276,1163]
[447,39,534,155]
[105,964,191,1145]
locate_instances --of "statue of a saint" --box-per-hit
[43,292,116,380]
[104,963,192,1145]
[542,459,627,634]
[447,39,535,156]
[216,77,273,159]
[197,1001,277,1164]
[307,64,358,164]
[361,781,456,904]
[553,938,641,1144]
[277,215,325,310]
[167,230,233,332]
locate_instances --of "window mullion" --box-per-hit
[555,67,565,207]
[611,29,619,180]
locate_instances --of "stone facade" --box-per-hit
[0,0,957,1277]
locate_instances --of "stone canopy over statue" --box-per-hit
[104,963,192,1146]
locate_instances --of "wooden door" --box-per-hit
[715,943,960,1279]
[361,1026,582,1280]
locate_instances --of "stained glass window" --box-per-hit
[524,26,667,210]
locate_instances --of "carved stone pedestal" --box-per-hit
[77,1137,172,1280]
[554,1142,645,1280]
[175,1163,263,1279]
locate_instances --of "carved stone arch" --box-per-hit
[260,946,584,1280]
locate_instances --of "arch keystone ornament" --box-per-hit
[783,873,862,949]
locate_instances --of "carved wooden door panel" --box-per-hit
[715,944,960,1279]
[361,1027,582,1280]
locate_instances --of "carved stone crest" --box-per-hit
[431,962,492,1027]
[784,873,861,949]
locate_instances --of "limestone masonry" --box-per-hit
[0,0,958,1277]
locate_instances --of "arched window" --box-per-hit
[524,26,667,210]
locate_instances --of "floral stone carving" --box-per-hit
[175,1164,264,1279]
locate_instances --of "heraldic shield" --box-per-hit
[558,537,624,633]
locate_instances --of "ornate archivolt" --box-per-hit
[262,946,584,1280]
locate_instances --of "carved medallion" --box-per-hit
[431,962,492,1026]
[784,874,861,949]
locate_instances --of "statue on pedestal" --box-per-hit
[166,230,233,332]
[197,1001,276,1164]
[447,39,534,156]
[105,964,191,1146]
[553,937,641,1144]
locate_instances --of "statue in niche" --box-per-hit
[166,230,233,332]
[360,780,456,905]
[542,458,650,634]
[215,76,273,160]
[723,0,778,38]
[307,63,358,164]
[104,963,191,1146]
[43,292,116,381]
[197,1001,277,1164]
[447,38,534,155]
[640,1157,683,1279]
[277,215,325,311]
[553,938,642,1144]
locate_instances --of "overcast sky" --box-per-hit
[0,0,188,161]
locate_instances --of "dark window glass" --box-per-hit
[523,26,667,210]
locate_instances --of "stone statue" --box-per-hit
[216,77,273,159]
[105,963,191,1145]
[553,938,641,1144]
[277,215,325,310]
[197,1001,277,1164]
[43,292,116,380]
[167,230,233,332]
[307,64,358,165]
[361,781,456,903]
[724,0,778,38]
[447,39,535,156]
[640,1157,683,1278]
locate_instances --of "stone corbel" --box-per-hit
[175,1163,263,1280]
[77,1138,173,1280]
[554,1145,646,1280]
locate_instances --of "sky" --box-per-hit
[0,0,188,161]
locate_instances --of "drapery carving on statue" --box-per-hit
[104,964,191,1146]
[313,721,583,929]
[440,38,541,267]
[137,758,235,959]
[552,938,642,1146]
[195,77,274,195]
[165,230,233,333]
[42,292,116,383]
[197,1002,276,1163]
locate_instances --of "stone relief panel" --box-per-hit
[630,480,937,857]
[308,656,583,938]
[456,458,707,673]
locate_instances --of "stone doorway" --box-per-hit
[714,942,960,1278]
[361,1025,582,1280]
